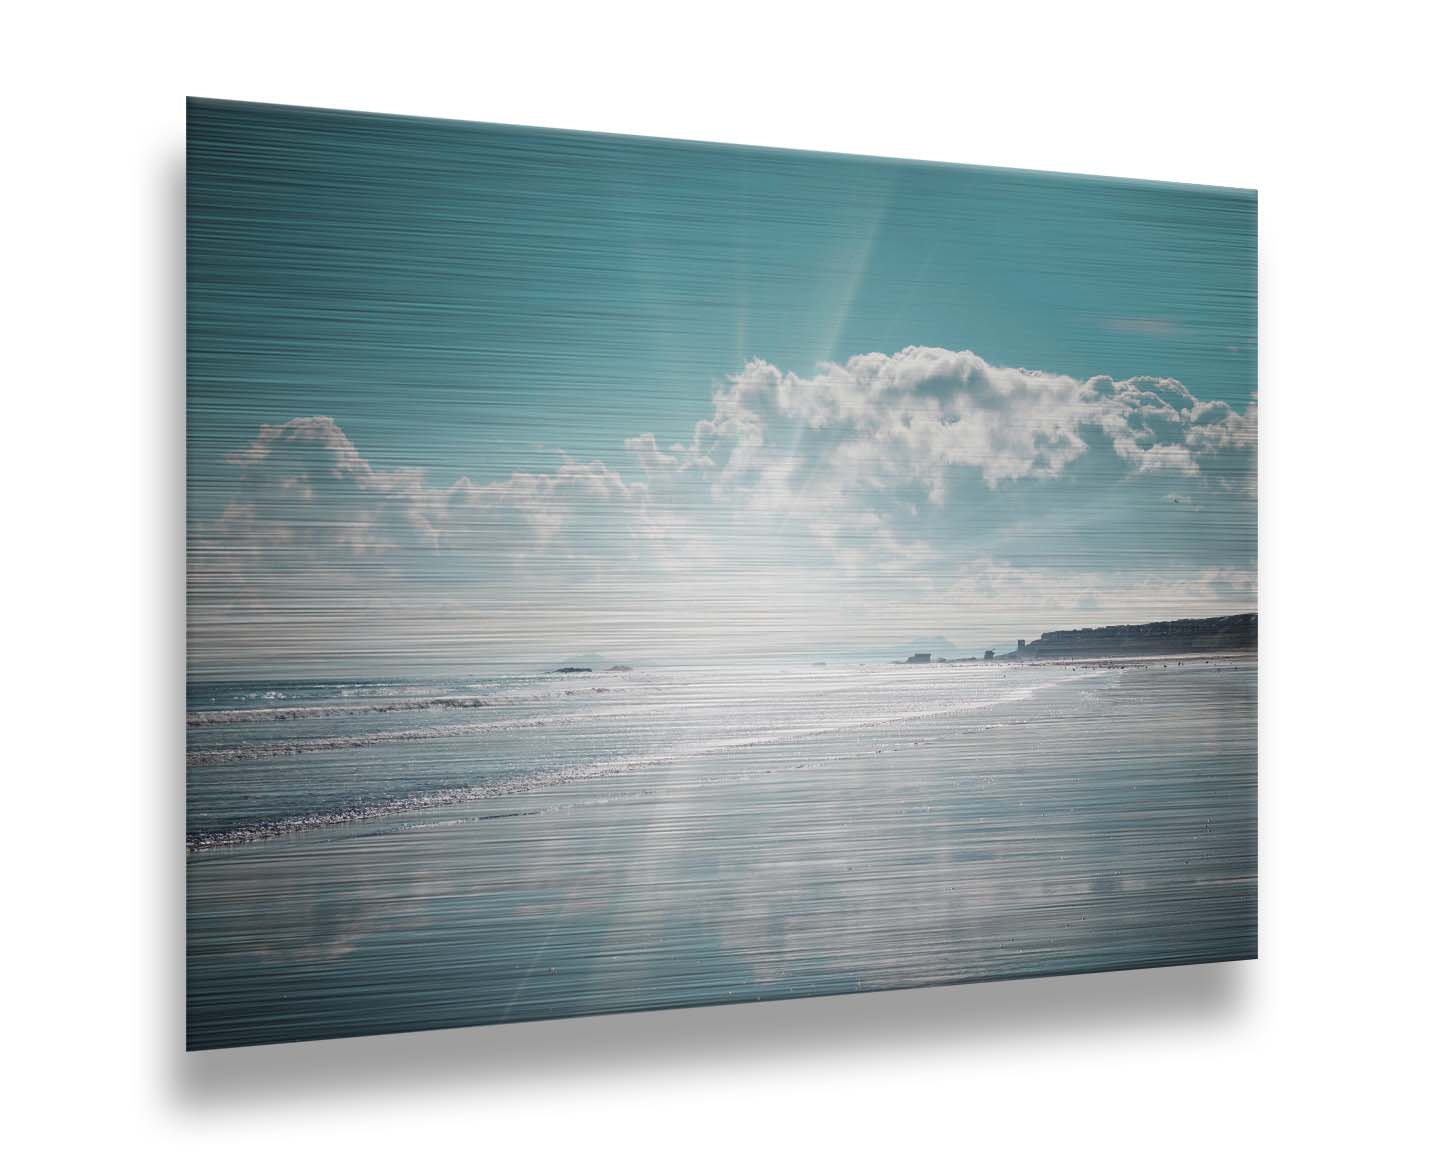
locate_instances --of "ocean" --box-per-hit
[186,657,1257,1048]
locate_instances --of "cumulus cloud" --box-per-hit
[623,432,678,476]
[217,416,442,556]
[189,348,1256,674]
[673,347,1257,568]
[194,416,644,605]
[704,346,1253,495]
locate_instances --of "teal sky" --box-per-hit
[187,98,1257,678]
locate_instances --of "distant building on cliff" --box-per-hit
[983,649,995,660]
[905,652,932,664]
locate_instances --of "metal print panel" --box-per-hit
[186,98,1257,1049]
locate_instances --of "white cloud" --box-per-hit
[704,347,1253,497]
[188,349,1257,674]
[194,416,644,604]
[679,347,1257,567]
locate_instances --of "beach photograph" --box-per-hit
[186,98,1258,1049]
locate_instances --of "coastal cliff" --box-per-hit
[1006,613,1257,659]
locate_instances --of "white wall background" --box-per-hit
[7,2,1436,1146]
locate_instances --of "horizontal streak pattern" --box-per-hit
[187,659,1256,1048]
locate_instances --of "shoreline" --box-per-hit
[187,655,1257,1048]
[185,657,1255,854]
